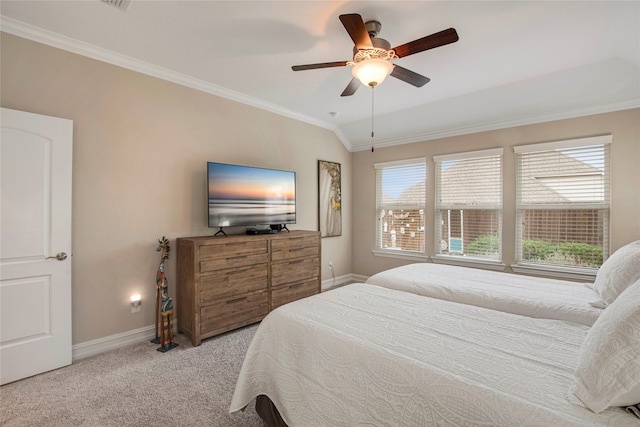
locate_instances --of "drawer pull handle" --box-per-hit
[290,259,306,264]
[227,297,247,304]
[231,255,248,260]
[230,269,248,275]
[289,283,305,289]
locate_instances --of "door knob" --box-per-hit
[46,252,68,261]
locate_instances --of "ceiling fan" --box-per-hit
[292,13,459,97]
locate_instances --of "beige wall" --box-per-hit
[3,31,638,345]
[352,109,640,277]
[1,33,352,344]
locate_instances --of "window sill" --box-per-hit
[432,255,506,271]
[511,263,597,282]
[372,249,428,262]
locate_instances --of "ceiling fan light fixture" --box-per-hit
[352,58,394,87]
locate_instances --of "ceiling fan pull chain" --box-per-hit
[371,86,375,152]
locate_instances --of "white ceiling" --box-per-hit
[2,1,639,151]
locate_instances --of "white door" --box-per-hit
[0,108,73,385]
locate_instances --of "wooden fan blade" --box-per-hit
[340,78,361,97]
[339,14,373,50]
[393,28,459,58]
[390,65,430,87]
[292,61,349,71]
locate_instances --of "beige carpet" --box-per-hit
[0,324,262,426]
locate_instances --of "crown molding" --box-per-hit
[350,99,640,152]
[3,16,636,155]
[1,16,355,148]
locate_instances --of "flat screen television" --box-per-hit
[207,162,296,231]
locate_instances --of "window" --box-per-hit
[434,148,503,262]
[374,158,426,257]
[514,135,611,271]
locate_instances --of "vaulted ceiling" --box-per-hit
[2,1,639,151]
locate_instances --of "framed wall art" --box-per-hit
[318,160,342,237]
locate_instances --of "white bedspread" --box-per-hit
[230,284,634,426]
[365,263,602,326]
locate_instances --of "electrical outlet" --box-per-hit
[130,294,142,313]
[328,262,333,270]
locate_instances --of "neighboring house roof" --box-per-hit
[382,151,603,206]
[382,181,426,207]
[438,158,501,206]
[518,151,604,204]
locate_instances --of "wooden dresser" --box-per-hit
[176,230,320,346]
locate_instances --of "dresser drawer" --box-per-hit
[271,278,319,309]
[199,239,268,259]
[272,235,320,252]
[200,290,268,333]
[200,265,268,304]
[271,245,319,262]
[200,252,268,273]
[272,258,320,287]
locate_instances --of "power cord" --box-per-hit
[329,262,336,288]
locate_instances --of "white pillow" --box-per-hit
[570,278,640,413]
[593,240,640,306]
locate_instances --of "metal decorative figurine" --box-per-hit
[152,236,178,352]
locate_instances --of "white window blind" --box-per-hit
[374,158,426,254]
[515,135,611,269]
[434,148,503,260]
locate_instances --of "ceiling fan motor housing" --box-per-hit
[365,20,382,38]
[352,20,393,60]
[352,37,394,62]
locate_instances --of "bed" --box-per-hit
[365,263,603,326]
[230,283,640,426]
[365,241,640,327]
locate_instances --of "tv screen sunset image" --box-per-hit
[207,163,296,227]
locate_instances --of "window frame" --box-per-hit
[433,148,504,268]
[373,158,427,261]
[512,135,611,280]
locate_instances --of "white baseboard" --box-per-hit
[74,274,370,361]
[349,273,369,283]
[72,323,177,361]
[322,273,368,291]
